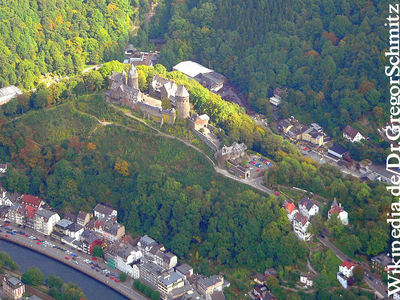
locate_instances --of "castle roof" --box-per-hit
[176,84,189,98]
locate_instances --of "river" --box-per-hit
[0,239,127,300]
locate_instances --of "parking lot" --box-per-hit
[245,156,273,179]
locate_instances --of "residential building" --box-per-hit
[292,212,311,241]
[53,219,74,239]
[298,197,319,219]
[327,143,348,159]
[337,261,355,289]
[328,199,349,225]
[93,204,117,220]
[34,209,60,235]
[229,162,250,179]
[299,272,315,288]
[64,212,77,223]
[68,223,84,240]
[0,185,21,207]
[253,273,267,285]
[0,86,22,105]
[116,243,142,279]
[264,268,278,278]
[102,220,125,242]
[6,203,24,225]
[196,275,225,297]
[77,211,91,226]
[80,230,103,254]
[2,274,25,300]
[139,261,165,290]
[176,263,193,279]
[0,163,7,174]
[339,261,355,278]
[277,119,293,134]
[284,201,298,222]
[343,125,365,143]
[269,95,281,106]
[21,194,43,210]
[371,253,392,274]
[301,127,324,146]
[158,271,185,299]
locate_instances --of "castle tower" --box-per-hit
[175,84,190,119]
[127,64,139,89]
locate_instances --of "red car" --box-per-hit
[257,169,260,172]
[65,257,69,260]
[110,276,114,280]
[304,147,308,151]
[36,242,42,245]
[274,192,280,196]
[92,257,97,261]
[115,278,120,282]
[4,223,9,226]
[5,234,9,238]
[24,233,29,237]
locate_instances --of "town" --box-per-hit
[0,184,230,300]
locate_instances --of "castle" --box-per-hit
[106,64,191,125]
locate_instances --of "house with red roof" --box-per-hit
[21,195,44,209]
[284,201,298,222]
[328,199,348,225]
[337,261,356,289]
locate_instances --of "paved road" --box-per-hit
[0,224,148,300]
[318,235,386,299]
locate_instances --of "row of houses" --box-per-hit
[284,197,319,241]
[284,197,349,241]
[0,185,229,300]
[277,117,327,147]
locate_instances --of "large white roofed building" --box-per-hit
[173,61,213,78]
[0,86,22,105]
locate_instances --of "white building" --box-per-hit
[269,95,282,106]
[173,61,213,78]
[300,272,315,288]
[93,203,117,220]
[328,199,349,226]
[116,244,143,279]
[284,202,298,222]
[337,261,355,289]
[0,163,7,174]
[158,271,185,299]
[292,212,311,241]
[343,125,365,143]
[34,209,61,235]
[298,197,319,219]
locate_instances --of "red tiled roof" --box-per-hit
[341,261,355,270]
[22,194,43,207]
[25,205,38,219]
[286,202,295,214]
[329,206,344,215]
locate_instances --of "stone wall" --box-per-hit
[193,129,219,152]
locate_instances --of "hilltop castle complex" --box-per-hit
[106,64,191,125]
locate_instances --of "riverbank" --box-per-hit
[0,227,148,300]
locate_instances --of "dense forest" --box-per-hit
[138,0,389,136]
[0,0,138,90]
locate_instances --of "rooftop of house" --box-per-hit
[56,219,74,229]
[341,261,355,270]
[21,194,43,207]
[299,197,316,211]
[343,125,361,139]
[93,204,115,216]
[372,253,392,266]
[81,230,101,244]
[117,243,135,260]
[294,212,309,226]
[77,211,90,221]
[285,202,296,214]
[68,222,83,233]
[4,274,24,288]
[198,275,223,288]
[35,209,58,220]
[329,143,348,155]
[158,271,184,286]
[176,263,193,274]
[103,220,123,236]
[64,212,77,222]
[300,272,316,279]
